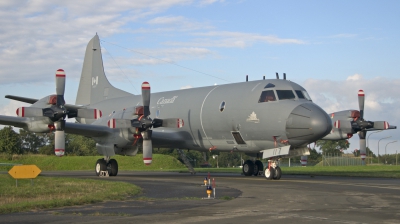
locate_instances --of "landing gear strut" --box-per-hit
[95,157,119,176]
[264,159,281,180]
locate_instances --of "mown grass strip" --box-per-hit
[0,154,186,171]
[0,174,141,214]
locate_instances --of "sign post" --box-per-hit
[8,165,41,187]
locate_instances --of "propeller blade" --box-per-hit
[54,130,65,157]
[55,69,66,106]
[358,130,367,164]
[333,120,353,134]
[75,108,102,119]
[373,121,390,130]
[358,90,365,120]
[141,130,152,165]
[108,118,132,129]
[153,118,184,128]
[16,107,44,117]
[141,82,150,117]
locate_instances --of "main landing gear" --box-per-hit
[95,157,118,176]
[242,159,281,180]
[242,159,264,176]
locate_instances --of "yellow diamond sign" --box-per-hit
[8,165,41,179]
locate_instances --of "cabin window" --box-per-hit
[276,90,295,100]
[258,90,276,103]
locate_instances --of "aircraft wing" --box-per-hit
[64,122,113,138]
[0,115,29,128]
[0,114,112,138]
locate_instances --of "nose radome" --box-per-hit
[286,103,332,142]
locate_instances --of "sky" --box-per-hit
[0,0,399,156]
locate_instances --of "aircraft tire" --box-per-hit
[95,159,107,176]
[273,166,282,180]
[242,160,254,176]
[107,159,119,176]
[264,167,275,180]
[254,160,264,176]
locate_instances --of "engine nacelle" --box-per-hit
[24,118,52,133]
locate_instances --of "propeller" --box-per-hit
[16,69,102,157]
[108,81,184,165]
[54,69,67,157]
[333,90,396,164]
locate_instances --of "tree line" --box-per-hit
[0,126,97,156]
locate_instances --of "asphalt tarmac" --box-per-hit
[2,171,400,224]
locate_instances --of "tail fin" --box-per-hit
[76,34,133,106]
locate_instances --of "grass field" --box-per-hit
[0,174,141,214]
[0,154,186,171]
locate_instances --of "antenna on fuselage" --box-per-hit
[246,75,248,82]
[283,73,286,80]
[276,72,279,79]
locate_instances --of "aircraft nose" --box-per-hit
[286,103,332,142]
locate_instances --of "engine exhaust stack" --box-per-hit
[283,73,286,80]
[276,72,279,79]
[246,75,248,82]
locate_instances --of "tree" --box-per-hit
[0,126,22,154]
[66,134,97,156]
[316,139,350,155]
[19,129,48,153]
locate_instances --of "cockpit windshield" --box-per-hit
[276,90,295,100]
[258,90,276,103]
[295,90,312,101]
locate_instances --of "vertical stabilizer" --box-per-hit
[76,34,133,106]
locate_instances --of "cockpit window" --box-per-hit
[295,90,305,99]
[264,83,275,88]
[302,90,312,101]
[276,90,295,100]
[258,90,276,103]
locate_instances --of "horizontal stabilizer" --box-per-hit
[6,95,38,104]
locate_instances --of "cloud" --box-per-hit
[165,31,305,48]
[0,0,192,84]
[0,100,29,116]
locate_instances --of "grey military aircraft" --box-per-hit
[0,34,394,179]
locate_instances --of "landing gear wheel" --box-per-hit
[95,159,107,176]
[264,167,275,180]
[254,160,264,176]
[107,159,118,176]
[273,166,282,180]
[242,160,255,176]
